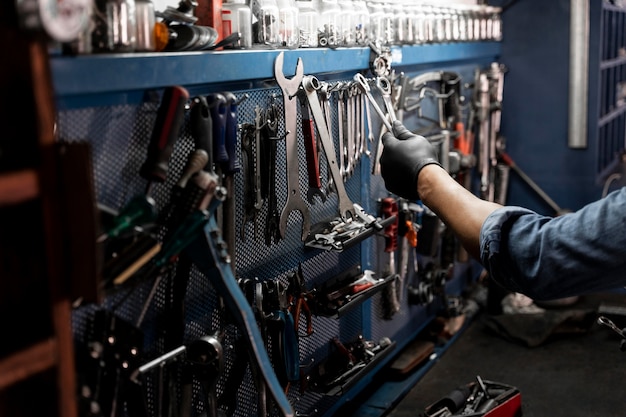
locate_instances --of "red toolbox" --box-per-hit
[424,377,521,417]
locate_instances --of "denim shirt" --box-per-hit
[479,187,626,300]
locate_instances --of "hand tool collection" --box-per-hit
[76,49,505,417]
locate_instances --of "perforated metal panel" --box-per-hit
[61,60,483,417]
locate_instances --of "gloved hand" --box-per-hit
[380,120,442,201]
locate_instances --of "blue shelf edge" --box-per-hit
[51,42,500,109]
[347,311,479,417]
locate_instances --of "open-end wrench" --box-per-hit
[302,74,356,221]
[337,86,347,179]
[354,73,393,132]
[274,51,311,241]
[319,81,336,194]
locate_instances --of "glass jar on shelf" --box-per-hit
[106,0,137,51]
[222,0,253,48]
[317,0,342,47]
[413,2,427,45]
[431,5,446,43]
[276,0,299,48]
[251,0,281,47]
[392,0,413,45]
[380,1,394,45]
[366,0,385,46]
[296,0,319,47]
[338,0,357,46]
[352,0,370,46]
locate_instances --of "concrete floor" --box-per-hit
[387,292,626,417]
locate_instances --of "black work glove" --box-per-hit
[380,120,442,201]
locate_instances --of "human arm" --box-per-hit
[417,164,501,260]
[380,121,626,299]
[379,120,501,259]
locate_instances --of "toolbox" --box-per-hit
[424,378,521,417]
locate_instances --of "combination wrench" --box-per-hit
[302,74,356,221]
[274,51,311,241]
[354,73,394,132]
[375,76,398,123]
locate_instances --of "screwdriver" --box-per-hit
[140,85,190,195]
[206,92,229,167]
[223,92,242,175]
[99,86,189,242]
[189,95,214,173]
[222,92,242,273]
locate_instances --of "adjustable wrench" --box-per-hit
[302,75,356,221]
[274,51,311,241]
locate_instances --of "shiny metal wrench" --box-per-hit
[354,73,393,132]
[302,74,356,221]
[375,76,398,123]
[274,51,311,241]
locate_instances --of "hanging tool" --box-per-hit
[381,197,400,318]
[190,95,214,173]
[179,334,224,417]
[298,91,326,205]
[288,263,314,338]
[354,73,393,132]
[262,279,300,390]
[301,74,356,221]
[263,101,283,246]
[140,85,190,194]
[182,173,295,417]
[80,310,147,417]
[207,92,229,171]
[240,122,258,240]
[274,51,311,241]
[221,91,242,273]
[98,86,189,243]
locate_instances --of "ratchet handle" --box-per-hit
[302,118,321,188]
[140,86,189,183]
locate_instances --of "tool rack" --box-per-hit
[5,40,500,417]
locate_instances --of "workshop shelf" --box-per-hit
[50,42,501,110]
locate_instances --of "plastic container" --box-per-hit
[251,0,281,47]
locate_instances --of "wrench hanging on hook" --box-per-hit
[302,74,356,221]
[274,51,311,241]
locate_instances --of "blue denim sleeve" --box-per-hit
[479,187,626,300]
